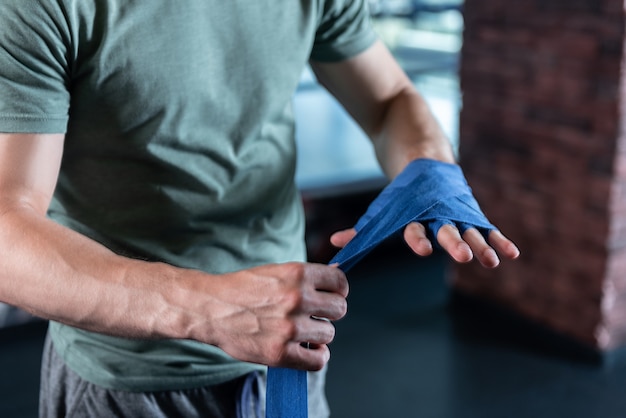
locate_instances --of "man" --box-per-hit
[0,0,519,416]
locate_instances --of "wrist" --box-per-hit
[154,264,219,343]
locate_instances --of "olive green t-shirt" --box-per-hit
[0,0,376,391]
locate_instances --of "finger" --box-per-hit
[280,316,335,370]
[308,264,349,297]
[462,228,500,268]
[403,222,433,256]
[330,228,356,248]
[436,224,473,263]
[292,315,336,346]
[296,265,348,320]
[282,341,330,371]
[302,288,347,322]
[488,230,521,260]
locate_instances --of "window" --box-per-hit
[295,0,464,193]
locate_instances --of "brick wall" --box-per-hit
[454,0,626,349]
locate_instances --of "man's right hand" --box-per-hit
[181,262,349,371]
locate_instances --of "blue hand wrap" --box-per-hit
[329,158,495,270]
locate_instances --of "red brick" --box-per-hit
[456,0,626,350]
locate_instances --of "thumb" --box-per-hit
[330,228,357,248]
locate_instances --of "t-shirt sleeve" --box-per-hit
[0,1,71,133]
[310,0,378,62]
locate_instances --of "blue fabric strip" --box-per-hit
[266,159,495,418]
[266,367,307,418]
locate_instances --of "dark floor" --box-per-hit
[326,246,626,418]
[4,245,626,417]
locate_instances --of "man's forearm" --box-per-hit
[371,86,456,179]
[0,204,351,370]
[310,40,456,180]
[0,204,198,342]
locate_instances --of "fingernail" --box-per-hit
[485,248,499,267]
[456,242,473,262]
[457,242,471,254]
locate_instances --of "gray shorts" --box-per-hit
[39,333,330,418]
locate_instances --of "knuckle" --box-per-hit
[284,262,306,281]
[279,318,298,340]
[338,299,348,317]
[310,360,325,371]
[266,341,287,365]
[327,298,347,321]
[312,348,331,370]
[265,322,296,365]
[282,287,304,312]
[326,324,336,342]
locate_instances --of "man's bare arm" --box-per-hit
[311,40,455,177]
[0,133,200,338]
[0,133,348,370]
[311,41,520,266]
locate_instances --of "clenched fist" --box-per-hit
[181,262,349,370]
